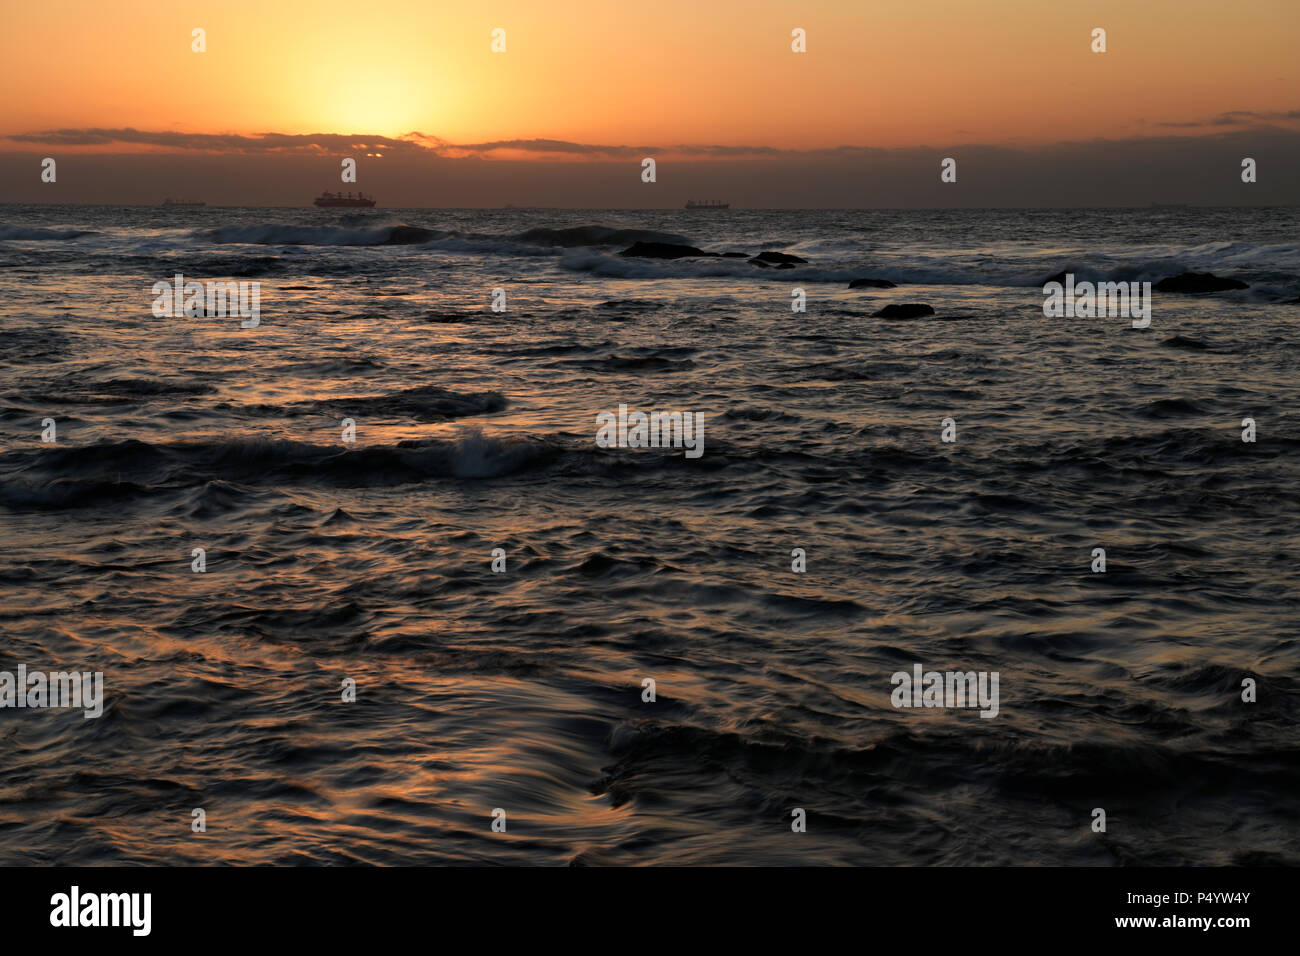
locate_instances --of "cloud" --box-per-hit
[0,128,795,159]
[8,116,1298,161]
[3,123,1297,207]
[4,128,440,154]
[1153,109,1300,129]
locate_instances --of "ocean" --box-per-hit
[0,204,1297,865]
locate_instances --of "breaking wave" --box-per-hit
[199,224,449,246]
[0,226,97,240]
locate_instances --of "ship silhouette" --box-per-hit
[314,191,376,208]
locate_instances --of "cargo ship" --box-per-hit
[314,191,376,208]
[161,198,205,207]
[685,199,729,209]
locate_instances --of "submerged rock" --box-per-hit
[873,303,935,319]
[1154,272,1248,294]
[1162,335,1209,350]
[750,250,808,265]
[619,241,712,259]
[848,278,897,289]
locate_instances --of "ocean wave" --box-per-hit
[0,433,559,507]
[199,224,449,246]
[1018,429,1299,475]
[557,245,1295,292]
[515,225,695,248]
[13,377,218,405]
[420,236,562,257]
[557,249,852,281]
[161,219,1300,296]
[157,254,285,277]
[309,385,508,423]
[0,476,157,511]
[562,346,697,373]
[277,356,388,375]
[604,714,1300,803]
[0,226,97,240]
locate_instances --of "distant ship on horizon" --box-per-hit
[314,191,376,208]
[685,199,730,209]
[160,198,205,207]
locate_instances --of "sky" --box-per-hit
[1,0,1297,206]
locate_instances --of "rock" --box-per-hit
[750,250,808,265]
[720,251,751,259]
[774,262,796,269]
[619,241,712,259]
[1162,335,1209,350]
[848,278,897,289]
[1154,272,1248,294]
[873,303,935,319]
[1043,270,1070,285]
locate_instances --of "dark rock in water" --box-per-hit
[873,303,935,319]
[1162,335,1209,350]
[775,262,796,269]
[1043,270,1070,285]
[576,552,619,576]
[314,385,506,423]
[750,250,808,265]
[848,278,896,289]
[720,251,751,259]
[382,225,440,244]
[1154,272,1248,294]
[620,241,712,259]
[750,259,770,268]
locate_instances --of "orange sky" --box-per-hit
[2,0,1297,151]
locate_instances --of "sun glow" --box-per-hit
[282,50,440,139]
[0,0,1297,151]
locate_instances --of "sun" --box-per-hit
[289,56,432,139]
